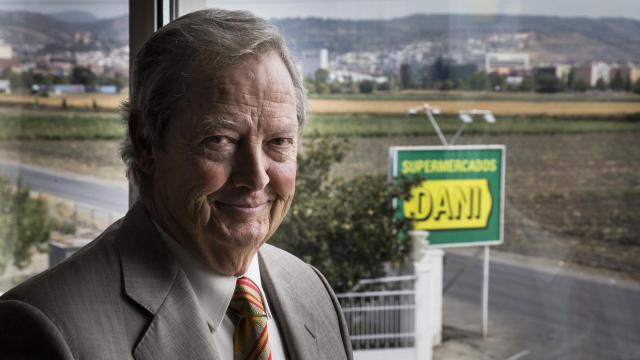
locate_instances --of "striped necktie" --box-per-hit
[228,276,272,360]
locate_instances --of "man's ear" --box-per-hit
[128,108,155,176]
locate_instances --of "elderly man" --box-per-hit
[0,9,352,360]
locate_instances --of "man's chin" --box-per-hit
[207,221,269,250]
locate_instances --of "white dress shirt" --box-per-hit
[154,223,287,360]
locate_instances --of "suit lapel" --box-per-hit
[117,202,219,360]
[258,246,320,360]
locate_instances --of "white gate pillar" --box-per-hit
[410,230,432,360]
[428,248,444,346]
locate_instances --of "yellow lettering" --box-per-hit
[403,179,493,230]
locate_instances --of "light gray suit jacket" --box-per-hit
[0,202,353,360]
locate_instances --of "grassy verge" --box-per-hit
[305,113,640,137]
[0,113,124,140]
[1,110,639,140]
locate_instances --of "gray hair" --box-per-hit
[121,8,306,189]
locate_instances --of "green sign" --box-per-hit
[389,145,505,248]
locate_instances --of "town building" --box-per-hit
[574,61,611,87]
[0,41,19,72]
[328,69,388,84]
[0,79,11,94]
[299,48,329,79]
[485,52,530,74]
[611,65,640,84]
[0,42,12,60]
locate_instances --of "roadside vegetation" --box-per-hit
[0,177,51,274]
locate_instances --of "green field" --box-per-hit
[306,113,640,137]
[0,113,124,140]
[1,110,639,140]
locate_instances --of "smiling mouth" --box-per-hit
[214,201,272,215]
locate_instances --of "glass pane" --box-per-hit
[0,1,128,289]
[206,1,640,358]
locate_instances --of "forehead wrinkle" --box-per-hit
[198,114,240,133]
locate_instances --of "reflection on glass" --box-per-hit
[0,3,128,289]
[207,0,640,358]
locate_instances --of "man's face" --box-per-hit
[148,52,298,275]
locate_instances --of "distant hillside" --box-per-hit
[0,11,638,64]
[0,11,127,54]
[50,11,99,24]
[273,14,640,63]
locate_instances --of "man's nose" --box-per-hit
[231,142,269,191]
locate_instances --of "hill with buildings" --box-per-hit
[0,11,638,64]
[0,11,639,63]
[273,14,640,64]
[0,11,127,56]
[0,11,638,93]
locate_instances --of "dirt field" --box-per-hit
[2,93,640,116]
[308,99,640,115]
[0,94,126,111]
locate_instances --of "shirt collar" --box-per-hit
[153,222,272,332]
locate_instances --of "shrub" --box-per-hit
[270,136,414,292]
[0,177,51,273]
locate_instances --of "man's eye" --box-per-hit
[205,136,231,145]
[270,137,291,146]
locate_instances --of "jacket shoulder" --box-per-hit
[0,299,74,359]
[1,219,123,306]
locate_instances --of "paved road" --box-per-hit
[0,160,128,214]
[443,251,640,359]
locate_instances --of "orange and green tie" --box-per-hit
[228,277,272,360]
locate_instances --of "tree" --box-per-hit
[70,66,97,87]
[518,76,534,92]
[313,68,330,95]
[595,78,608,91]
[377,81,390,91]
[431,56,450,83]
[488,73,506,91]
[0,177,51,273]
[633,78,640,94]
[609,70,626,91]
[270,137,413,291]
[566,68,576,90]
[399,63,413,89]
[572,79,588,92]
[469,71,489,91]
[438,79,455,91]
[358,80,374,94]
[535,75,561,93]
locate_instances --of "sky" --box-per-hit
[0,0,638,20]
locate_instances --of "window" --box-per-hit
[0,0,129,287]
[200,1,638,358]
[1,0,638,358]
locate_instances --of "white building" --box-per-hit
[0,79,11,94]
[299,49,329,79]
[0,42,13,60]
[591,62,611,86]
[485,52,530,73]
[328,69,388,84]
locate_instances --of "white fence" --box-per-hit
[337,275,417,351]
[337,233,443,360]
